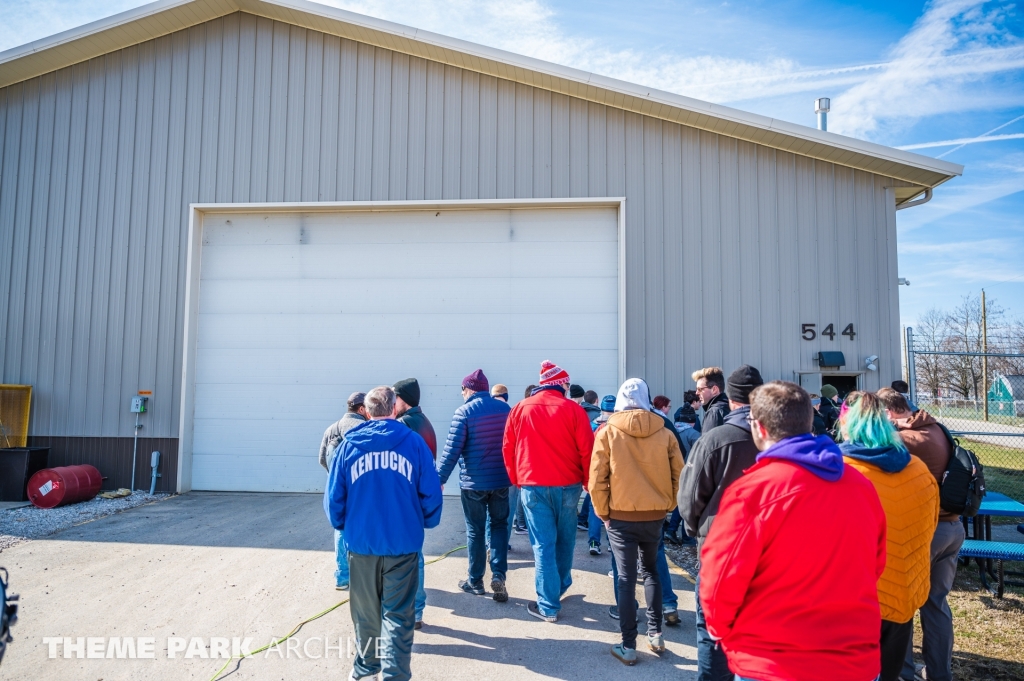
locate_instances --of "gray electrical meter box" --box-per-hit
[131,396,148,413]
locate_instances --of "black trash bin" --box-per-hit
[0,447,50,501]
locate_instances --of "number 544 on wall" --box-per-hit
[801,323,856,341]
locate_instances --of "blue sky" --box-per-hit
[2,0,1022,326]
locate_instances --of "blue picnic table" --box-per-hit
[965,491,1024,542]
[961,491,1024,597]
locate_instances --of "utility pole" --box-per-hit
[982,289,989,421]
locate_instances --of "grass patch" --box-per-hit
[921,404,1024,428]
[959,438,1024,504]
[933,562,1024,680]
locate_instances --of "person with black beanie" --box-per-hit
[392,377,439,630]
[677,364,764,681]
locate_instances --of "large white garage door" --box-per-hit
[190,206,619,492]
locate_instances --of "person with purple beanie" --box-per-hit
[437,368,513,602]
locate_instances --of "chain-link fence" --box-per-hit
[905,323,1024,504]
[914,402,1024,504]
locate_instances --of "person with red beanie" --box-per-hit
[503,360,595,622]
[700,381,887,681]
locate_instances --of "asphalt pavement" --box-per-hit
[0,491,699,680]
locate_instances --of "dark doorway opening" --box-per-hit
[821,375,859,402]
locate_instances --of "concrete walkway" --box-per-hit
[0,492,699,680]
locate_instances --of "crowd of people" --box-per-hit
[320,361,962,681]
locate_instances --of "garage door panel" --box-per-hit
[201,242,515,281]
[192,416,327,450]
[203,208,615,247]
[196,276,617,315]
[195,312,617,350]
[195,348,619,387]
[201,240,617,281]
[190,206,619,492]
[191,454,324,493]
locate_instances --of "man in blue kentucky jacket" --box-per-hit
[437,369,512,603]
[324,385,443,681]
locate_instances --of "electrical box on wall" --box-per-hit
[131,396,148,414]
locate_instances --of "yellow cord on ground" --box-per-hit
[207,545,467,681]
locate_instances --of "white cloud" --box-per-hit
[320,0,893,104]
[831,0,1024,140]
[898,171,1024,233]
[899,132,1024,149]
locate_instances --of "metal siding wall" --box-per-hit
[0,11,906,442]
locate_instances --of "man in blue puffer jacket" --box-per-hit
[437,369,513,603]
[324,385,443,681]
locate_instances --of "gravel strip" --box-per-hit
[0,492,171,552]
[664,540,699,580]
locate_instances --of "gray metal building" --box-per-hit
[0,0,962,492]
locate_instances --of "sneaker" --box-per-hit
[664,609,680,627]
[589,540,601,555]
[414,621,422,630]
[680,535,696,546]
[610,644,637,666]
[336,582,349,591]
[577,520,589,531]
[349,671,380,680]
[514,525,528,535]
[648,632,665,654]
[608,605,619,620]
[458,579,486,596]
[491,578,508,603]
[527,601,557,623]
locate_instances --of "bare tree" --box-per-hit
[942,294,1005,399]
[993,319,1024,377]
[914,308,948,399]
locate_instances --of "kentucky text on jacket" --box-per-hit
[350,450,414,484]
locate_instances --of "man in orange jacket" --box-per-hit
[502,360,595,622]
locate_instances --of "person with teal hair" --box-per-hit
[839,391,907,451]
[838,391,939,681]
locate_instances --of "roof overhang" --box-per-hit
[0,0,963,198]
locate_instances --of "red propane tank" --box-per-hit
[27,465,103,508]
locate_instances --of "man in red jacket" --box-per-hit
[503,360,595,622]
[700,381,887,681]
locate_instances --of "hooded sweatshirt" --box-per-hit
[319,411,367,470]
[589,408,684,521]
[841,441,939,623]
[893,409,958,522]
[677,404,760,547]
[699,432,887,681]
[323,418,444,556]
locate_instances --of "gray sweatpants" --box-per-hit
[349,551,419,681]
[902,521,965,681]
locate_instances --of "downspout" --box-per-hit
[895,187,932,211]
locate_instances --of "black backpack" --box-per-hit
[936,424,986,518]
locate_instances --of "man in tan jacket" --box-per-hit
[590,378,684,666]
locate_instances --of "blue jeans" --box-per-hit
[577,492,603,545]
[521,484,581,617]
[610,537,678,611]
[667,508,682,535]
[588,499,603,546]
[507,486,520,544]
[462,488,509,584]
[335,529,349,588]
[415,552,425,622]
[696,571,732,681]
[578,492,591,523]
